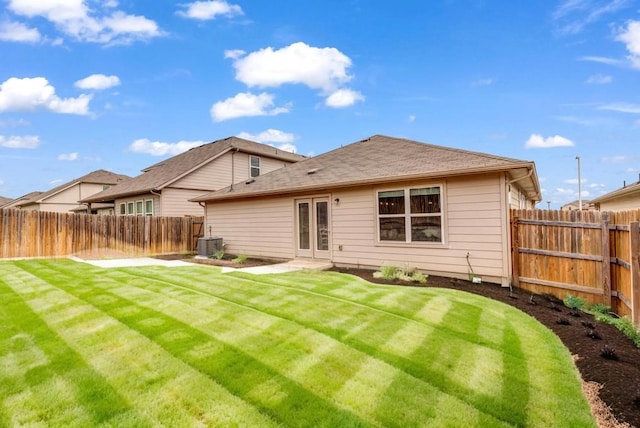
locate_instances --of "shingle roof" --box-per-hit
[15,169,130,207]
[590,181,640,204]
[0,196,12,206]
[193,135,541,202]
[0,191,43,208]
[82,136,306,203]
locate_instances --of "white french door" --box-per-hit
[295,198,330,259]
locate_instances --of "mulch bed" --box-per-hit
[332,267,640,427]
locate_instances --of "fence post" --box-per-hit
[511,214,520,287]
[601,212,612,308]
[630,221,640,328]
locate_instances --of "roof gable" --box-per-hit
[82,136,306,203]
[193,135,541,202]
[591,181,640,204]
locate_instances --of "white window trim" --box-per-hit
[127,202,134,216]
[250,155,260,178]
[119,203,126,215]
[376,184,445,245]
[135,200,144,216]
[144,199,153,216]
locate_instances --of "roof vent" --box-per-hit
[307,168,320,175]
[245,178,255,184]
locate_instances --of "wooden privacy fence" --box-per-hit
[0,209,203,259]
[511,209,640,326]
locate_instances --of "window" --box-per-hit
[145,200,153,216]
[250,155,260,178]
[103,184,111,190]
[136,200,143,216]
[378,186,442,243]
[127,202,134,215]
[119,203,126,215]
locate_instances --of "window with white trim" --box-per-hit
[145,199,153,216]
[250,155,260,178]
[135,200,143,216]
[127,202,134,215]
[119,203,126,215]
[378,186,443,243]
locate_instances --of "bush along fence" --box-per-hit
[0,208,204,259]
[511,209,640,327]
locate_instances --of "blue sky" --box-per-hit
[0,0,639,207]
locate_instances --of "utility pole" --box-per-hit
[576,156,582,210]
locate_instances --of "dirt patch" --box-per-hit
[332,267,640,428]
[154,253,280,269]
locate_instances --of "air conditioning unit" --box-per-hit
[197,237,223,257]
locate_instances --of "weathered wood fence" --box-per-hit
[0,209,203,259]
[511,209,640,326]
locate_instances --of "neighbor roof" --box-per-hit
[14,169,130,208]
[0,196,12,207]
[192,135,541,202]
[0,191,43,208]
[82,136,306,203]
[590,181,640,205]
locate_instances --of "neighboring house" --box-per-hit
[192,135,541,286]
[9,170,130,214]
[591,179,640,211]
[82,136,306,217]
[560,200,595,211]
[0,196,13,207]
[0,191,43,209]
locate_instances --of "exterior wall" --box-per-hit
[205,197,294,260]
[172,151,296,190]
[161,188,206,217]
[598,193,640,211]
[205,173,512,284]
[22,183,110,213]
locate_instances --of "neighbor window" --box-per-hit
[127,202,134,215]
[136,200,143,216]
[145,200,153,216]
[250,155,260,178]
[119,203,126,215]
[378,186,443,243]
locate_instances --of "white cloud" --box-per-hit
[6,0,163,45]
[0,77,92,115]
[525,133,575,149]
[49,178,63,185]
[586,74,612,84]
[177,1,243,20]
[564,178,587,185]
[0,134,40,149]
[408,115,416,123]
[553,0,631,35]
[0,21,41,42]
[598,102,640,113]
[128,139,206,156]
[602,155,632,163]
[57,152,78,161]
[74,74,121,90]
[237,129,297,153]
[224,49,245,59]
[210,92,289,122]
[472,77,494,86]
[325,89,365,108]
[578,56,624,66]
[616,20,640,69]
[230,42,354,93]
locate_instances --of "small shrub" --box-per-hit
[528,295,536,305]
[611,317,640,348]
[564,295,586,310]
[373,265,427,284]
[600,345,619,360]
[374,265,399,280]
[212,249,225,260]
[589,303,611,316]
[232,254,247,264]
[556,317,571,325]
[586,329,602,340]
[410,271,428,284]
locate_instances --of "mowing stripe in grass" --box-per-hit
[120,267,544,424]
[1,263,284,428]
[130,266,594,427]
[25,259,517,427]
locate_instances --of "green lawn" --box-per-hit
[0,259,595,427]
